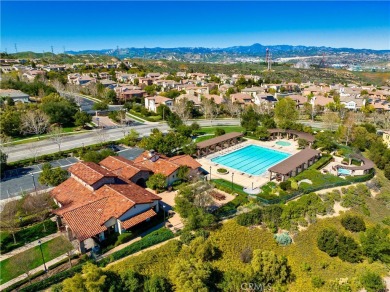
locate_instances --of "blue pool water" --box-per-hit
[211,145,291,176]
[338,168,351,175]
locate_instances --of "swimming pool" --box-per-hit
[211,145,291,176]
[338,168,352,175]
[276,141,291,147]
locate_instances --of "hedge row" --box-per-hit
[98,227,174,266]
[17,228,174,291]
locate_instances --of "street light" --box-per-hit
[162,204,166,223]
[30,173,37,194]
[96,117,100,128]
[209,166,212,181]
[38,240,48,273]
[231,172,234,191]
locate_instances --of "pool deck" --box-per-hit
[197,138,300,190]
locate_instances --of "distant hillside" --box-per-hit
[64,43,390,63]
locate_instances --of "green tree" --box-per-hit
[360,224,390,263]
[297,138,308,149]
[177,166,190,181]
[40,93,78,125]
[341,215,366,232]
[314,130,337,151]
[169,258,212,292]
[81,149,116,163]
[240,106,259,132]
[74,111,92,128]
[122,129,139,146]
[166,112,183,129]
[92,101,109,111]
[255,126,270,140]
[120,270,142,292]
[146,173,167,191]
[214,128,226,136]
[317,228,339,257]
[38,163,68,186]
[360,271,385,292]
[144,276,171,292]
[0,150,7,177]
[0,110,21,137]
[274,98,299,129]
[251,250,292,285]
[337,234,362,263]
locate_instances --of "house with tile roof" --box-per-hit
[51,161,161,253]
[134,150,202,185]
[144,95,173,113]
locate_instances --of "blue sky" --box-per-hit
[1,1,389,52]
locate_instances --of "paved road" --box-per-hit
[0,148,144,200]
[5,119,241,163]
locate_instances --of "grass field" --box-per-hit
[0,236,69,284]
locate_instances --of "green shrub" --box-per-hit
[215,128,226,136]
[360,271,386,292]
[115,232,133,247]
[280,180,291,191]
[217,168,228,174]
[341,215,366,232]
[180,231,195,244]
[236,208,262,226]
[311,276,325,288]
[274,232,292,246]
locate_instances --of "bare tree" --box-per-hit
[225,99,241,118]
[21,110,50,136]
[383,111,390,129]
[354,111,366,124]
[193,181,214,211]
[0,200,19,244]
[174,98,191,122]
[23,193,52,232]
[13,252,36,284]
[49,126,65,152]
[342,112,356,145]
[94,128,109,145]
[322,112,340,131]
[118,110,128,137]
[51,79,65,91]
[201,98,216,125]
[56,234,76,268]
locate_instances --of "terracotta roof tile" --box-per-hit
[62,198,108,241]
[121,208,157,230]
[68,162,116,185]
[168,155,202,170]
[99,156,151,180]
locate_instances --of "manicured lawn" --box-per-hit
[195,126,244,135]
[0,220,57,254]
[0,236,69,284]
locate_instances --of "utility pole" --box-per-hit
[14,43,17,53]
[51,45,54,54]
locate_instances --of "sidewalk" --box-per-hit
[0,232,61,261]
[0,249,77,291]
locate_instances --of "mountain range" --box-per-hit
[65,43,390,63]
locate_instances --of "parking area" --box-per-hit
[117,147,144,160]
[0,157,79,199]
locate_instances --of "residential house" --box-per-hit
[1,66,12,73]
[146,73,161,79]
[134,150,202,186]
[0,89,30,103]
[22,69,45,81]
[144,96,173,113]
[230,93,253,105]
[99,72,111,80]
[116,86,146,102]
[51,161,162,253]
[139,78,154,86]
[99,79,117,89]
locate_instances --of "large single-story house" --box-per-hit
[51,161,161,253]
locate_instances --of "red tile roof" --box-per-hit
[68,162,116,185]
[99,156,151,180]
[51,178,96,215]
[62,198,108,241]
[134,151,179,176]
[121,208,157,230]
[107,184,161,204]
[168,155,201,170]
